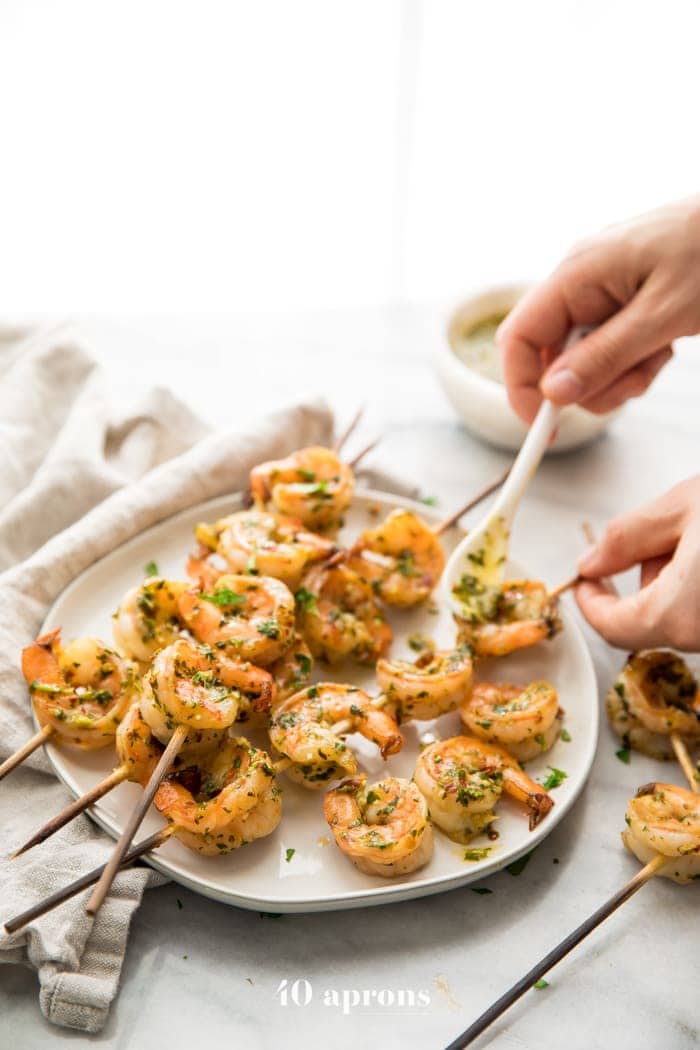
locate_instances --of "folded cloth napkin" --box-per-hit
[0,323,336,1032]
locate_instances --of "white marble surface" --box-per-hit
[2,310,700,1050]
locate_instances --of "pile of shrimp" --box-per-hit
[19,438,571,878]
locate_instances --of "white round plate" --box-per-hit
[41,488,598,913]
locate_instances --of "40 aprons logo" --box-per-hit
[275,978,431,1015]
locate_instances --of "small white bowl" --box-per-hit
[435,284,618,453]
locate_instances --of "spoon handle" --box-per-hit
[489,399,561,525]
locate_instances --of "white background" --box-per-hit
[1,0,699,314]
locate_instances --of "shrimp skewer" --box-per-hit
[448,779,700,1047]
[459,680,563,762]
[192,510,335,590]
[324,775,433,877]
[296,560,392,665]
[414,735,554,842]
[581,520,700,786]
[345,469,510,608]
[12,702,228,857]
[177,574,296,665]
[85,637,250,915]
[250,446,355,530]
[112,576,189,664]
[1,629,139,783]
[269,683,402,788]
[376,647,473,722]
[454,579,562,658]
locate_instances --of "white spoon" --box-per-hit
[444,328,587,618]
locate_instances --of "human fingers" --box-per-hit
[576,346,673,415]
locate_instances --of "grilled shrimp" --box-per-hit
[116,702,231,787]
[348,509,445,606]
[607,650,700,760]
[112,577,189,664]
[375,647,473,722]
[414,735,554,842]
[178,574,296,665]
[140,638,272,745]
[250,445,354,530]
[269,683,403,788]
[459,680,562,762]
[454,579,561,658]
[21,629,137,749]
[324,775,433,877]
[269,634,314,705]
[154,737,282,855]
[623,782,700,883]
[194,509,334,590]
[296,561,392,666]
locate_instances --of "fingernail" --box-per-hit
[577,546,598,572]
[541,368,584,403]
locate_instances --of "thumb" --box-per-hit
[540,292,667,406]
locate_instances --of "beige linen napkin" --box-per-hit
[0,324,334,1032]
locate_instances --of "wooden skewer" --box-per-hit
[0,724,53,783]
[347,437,380,470]
[670,734,699,791]
[11,765,130,858]
[444,852,668,1049]
[85,725,188,916]
[333,408,364,454]
[548,573,582,601]
[432,466,511,536]
[580,521,698,791]
[6,756,294,933]
[4,826,176,935]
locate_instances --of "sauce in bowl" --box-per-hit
[453,311,508,384]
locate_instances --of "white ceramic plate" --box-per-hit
[41,489,598,913]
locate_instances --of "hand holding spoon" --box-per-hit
[445,329,586,619]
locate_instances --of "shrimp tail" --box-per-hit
[635,781,659,798]
[380,732,403,760]
[35,628,61,650]
[527,791,554,830]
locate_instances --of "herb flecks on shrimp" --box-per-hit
[296,561,392,666]
[460,680,563,762]
[623,782,700,883]
[347,509,446,607]
[269,683,403,789]
[154,736,282,855]
[112,577,190,664]
[140,637,272,746]
[21,629,137,749]
[414,735,554,843]
[607,650,700,760]
[250,446,354,530]
[324,775,433,877]
[376,647,473,722]
[454,579,561,657]
[178,573,296,665]
[193,509,334,591]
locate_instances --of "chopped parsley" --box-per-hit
[470,887,493,895]
[464,847,491,862]
[616,747,631,764]
[295,588,318,612]
[421,495,438,506]
[560,728,572,742]
[541,767,568,791]
[202,588,244,607]
[258,618,280,639]
[506,849,534,877]
[144,560,159,577]
[285,848,295,863]
[533,979,549,990]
